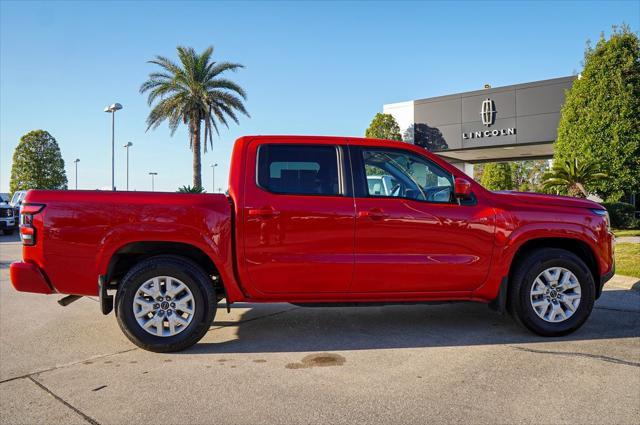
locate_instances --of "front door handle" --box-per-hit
[358,208,389,220]
[247,206,280,218]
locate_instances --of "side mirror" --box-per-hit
[454,177,472,199]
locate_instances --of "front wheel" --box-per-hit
[508,248,595,336]
[115,256,216,352]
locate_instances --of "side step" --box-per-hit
[57,295,82,306]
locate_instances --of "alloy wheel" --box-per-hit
[133,276,195,337]
[529,267,581,323]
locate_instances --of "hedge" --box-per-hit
[601,202,637,229]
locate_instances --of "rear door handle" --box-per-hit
[358,208,389,220]
[247,206,280,218]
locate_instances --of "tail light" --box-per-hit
[20,204,45,246]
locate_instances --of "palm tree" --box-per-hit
[140,46,249,189]
[542,158,607,198]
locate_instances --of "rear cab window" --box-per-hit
[257,144,343,196]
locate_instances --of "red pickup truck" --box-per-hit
[10,136,615,352]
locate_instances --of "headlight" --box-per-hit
[592,209,610,230]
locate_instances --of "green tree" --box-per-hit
[481,162,513,190]
[365,113,402,140]
[542,158,608,198]
[10,130,68,193]
[554,25,640,201]
[140,46,249,189]
[511,160,549,192]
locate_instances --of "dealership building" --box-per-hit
[383,76,575,176]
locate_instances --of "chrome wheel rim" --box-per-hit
[133,276,195,337]
[530,267,581,323]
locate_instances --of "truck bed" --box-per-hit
[19,190,232,296]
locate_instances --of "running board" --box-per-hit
[57,295,82,306]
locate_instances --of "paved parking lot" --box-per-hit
[1,234,639,424]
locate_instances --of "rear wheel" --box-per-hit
[508,248,595,336]
[116,256,216,352]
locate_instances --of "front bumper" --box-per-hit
[9,262,54,294]
[597,259,615,299]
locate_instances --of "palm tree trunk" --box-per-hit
[192,121,202,189]
[575,182,588,198]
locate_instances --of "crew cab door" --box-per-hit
[241,140,355,294]
[350,146,495,293]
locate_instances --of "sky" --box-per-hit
[1,0,638,193]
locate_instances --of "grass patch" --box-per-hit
[613,229,640,237]
[616,243,640,278]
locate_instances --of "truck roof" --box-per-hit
[236,134,412,148]
[233,135,449,167]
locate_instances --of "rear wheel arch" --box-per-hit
[104,241,224,297]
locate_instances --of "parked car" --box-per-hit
[367,175,396,196]
[10,190,27,210]
[10,136,615,352]
[0,195,17,235]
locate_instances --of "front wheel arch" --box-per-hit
[506,237,600,303]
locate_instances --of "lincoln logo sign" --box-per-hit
[463,98,516,140]
[481,98,495,126]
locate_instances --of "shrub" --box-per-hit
[601,202,636,228]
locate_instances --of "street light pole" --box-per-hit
[149,172,157,192]
[74,158,80,190]
[124,142,133,191]
[104,103,123,191]
[210,163,218,193]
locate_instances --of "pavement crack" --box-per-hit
[510,345,640,368]
[0,348,138,384]
[28,376,101,425]
[594,306,640,314]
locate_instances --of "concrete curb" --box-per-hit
[615,236,640,244]
[606,274,640,292]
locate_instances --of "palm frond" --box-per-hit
[148,55,184,77]
[207,62,245,79]
[205,78,247,99]
[141,45,248,186]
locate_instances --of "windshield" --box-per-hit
[10,191,24,205]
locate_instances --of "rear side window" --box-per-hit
[257,144,340,196]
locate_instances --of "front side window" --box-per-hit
[361,149,453,203]
[257,144,340,196]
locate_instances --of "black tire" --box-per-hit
[115,255,216,352]
[2,229,15,235]
[508,248,595,337]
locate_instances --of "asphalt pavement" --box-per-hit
[1,234,639,424]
